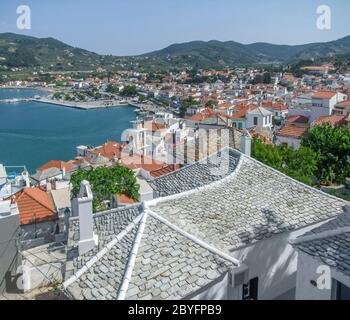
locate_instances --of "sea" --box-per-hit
[0,88,136,173]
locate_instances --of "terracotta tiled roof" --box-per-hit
[91,141,124,159]
[277,125,308,138]
[185,108,216,121]
[286,115,309,124]
[116,193,137,205]
[301,66,328,70]
[150,164,181,178]
[336,99,350,106]
[143,121,168,132]
[9,188,57,225]
[230,104,258,119]
[271,104,288,111]
[216,103,233,110]
[312,115,347,127]
[37,160,73,172]
[120,154,178,177]
[312,91,337,99]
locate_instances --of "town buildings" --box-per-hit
[1,63,350,300]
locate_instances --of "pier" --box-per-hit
[0,98,31,104]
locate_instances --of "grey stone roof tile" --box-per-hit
[148,148,240,197]
[149,156,346,252]
[124,215,233,300]
[296,232,350,278]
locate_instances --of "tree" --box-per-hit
[138,94,147,102]
[262,72,272,84]
[252,138,318,185]
[179,96,199,117]
[120,85,138,97]
[301,124,350,185]
[205,100,219,108]
[106,84,118,94]
[70,166,140,212]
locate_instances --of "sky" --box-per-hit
[0,0,349,56]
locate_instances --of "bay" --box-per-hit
[0,89,136,173]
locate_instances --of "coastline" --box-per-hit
[0,87,166,113]
[32,97,133,110]
[0,85,53,93]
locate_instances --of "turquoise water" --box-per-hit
[0,88,47,99]
[0,89,136,173]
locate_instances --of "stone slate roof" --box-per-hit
[125,214,232,300]
[295,232,350,277]
[66,224,139,300]
[149,155,347,252]
[148,148,241,197]
[64,148,348,300]
[294,211,350,277]
[64,207,235,300]
[65,205,143,279]
[31,167,62,182]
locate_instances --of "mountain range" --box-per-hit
[1,32,350,71]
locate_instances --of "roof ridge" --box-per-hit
[63,213,143,289]
[292,226,350,245]
[146,209,240,266]
[117,212,148,300]
[149,146,239,182]
[145,149,243,206]
[24,188,56,213]
[244,153,350,206]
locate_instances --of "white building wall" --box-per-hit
[275,135,302,150]
[310,105,332,123]
[288,107,311,119]
[246,114,272,129]
[229,220,331,300]
[295,251,350,300]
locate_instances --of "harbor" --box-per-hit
[0,96,166,114]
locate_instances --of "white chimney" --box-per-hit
[22,171,30,187]
[240,130,252,157]
[75,180,98,255]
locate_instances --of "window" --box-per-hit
[242,277,259,300]
[253,117,258,126]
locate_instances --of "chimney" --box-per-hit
[22,171,30,187]
[240,130,252,157]
[344,205,350,215]
[73,180,98,255]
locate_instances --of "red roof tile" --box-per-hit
[286,115,309,124]
[277,125,308,138]
[312,91,337,99]
[91,141,124,159]
[9,188,57,225]
[313,115,346,127]
[37,160,73,172]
